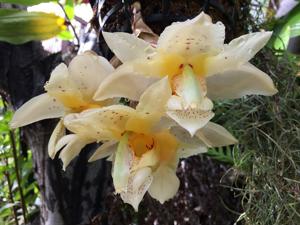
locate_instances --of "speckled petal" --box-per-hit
[10,93,64,128]
[63,105,135,140]
[120,167,153,211]
[206,32,272,75]
[167,96,214,136]
[157,12,225,56]
[44,63,87,109]
[206,63,278,100]
[103,31,155,63]
[68,51,114,100]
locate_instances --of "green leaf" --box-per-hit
[0,0,54,6]
[65,0,74,20]
[205,146,234,165]
[57,30,73,40]
[271,3,300,50]
[0,9,66,44]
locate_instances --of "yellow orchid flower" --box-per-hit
[60,78,237,210]
[93,12,277,136]
[10,51,114,159]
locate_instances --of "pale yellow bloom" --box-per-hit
[94,12,277,136]
[60,78,237,210]
[10,51,114,159]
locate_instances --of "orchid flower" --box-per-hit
[60,77,237,210]
[93,12,277,136]
[10,51,114,159]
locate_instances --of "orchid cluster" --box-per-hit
[10,12,277,211]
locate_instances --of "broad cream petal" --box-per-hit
[10,93,64,128]
[48,120,65,159]
[206,63,278,100]
[170,126,207,158]
[120,167,153,211]
[148,165,179,204]
[157,12,225,56]
[45,63,87,109]
[93,63,158,101]
[206,32,272,75]
[136,77,171,114]
[103,31,155,63]
[64,105,135,140]
[178,143,207,158]
[125,77,172,134]
[88,141,117,162]
[196,122,238,147]
[68,51,114,100]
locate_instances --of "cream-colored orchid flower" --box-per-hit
[60,77,237,210]
[10,51,114,159]
[93,12,277,136]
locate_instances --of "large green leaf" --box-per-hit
[0,0,54,6]
[271,3,300,50]
[0,9,66,44]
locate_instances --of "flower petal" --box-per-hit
[170,126,207,158]
[136,76,171,114]
[93,63,159,101]
[206,63,278,100]
[148,165,179,204]
[167,96,214,136]
[178,143,207,158]
[56,134,92,170]
[10,93,64,128]
[48,120,65,159]
[113,133,133,193]
[206,31,272,75]
[88,141,117,162]
[68,51,114,100]
[44,63,87,109]
[63,105,135,140]
[120,167,153,211]
[125,77,172,133]
[157,12,225,56]
[196,122,238,147]
[103,31,155,63]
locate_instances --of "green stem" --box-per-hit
[9,130,27,224]
[4,158,19,225]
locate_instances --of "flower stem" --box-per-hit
[3,157,19,225]
[9,129,27,224]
